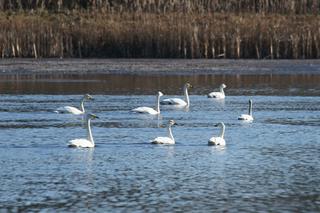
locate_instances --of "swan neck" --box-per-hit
[184,86,190,107]
[86,118,94,145]
[220,87,225,94]
[156,94,161,113]
[248,101,253,116]
[80,99,85,113]
[220,124,225,139]
[167,125,174,141]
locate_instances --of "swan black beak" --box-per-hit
[91,114,99,119]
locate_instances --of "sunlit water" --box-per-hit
[0,94,319,212]
[0,59,319,211]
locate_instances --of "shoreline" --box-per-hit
[1,59,320,75]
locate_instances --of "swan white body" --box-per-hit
[55,94,94,115]
[238,99,254,121]
[208,122,226,146]
[151,120,176,145]
[208,84,226,99]
[68,113,98,148]
[56,106,84,115]
[132,92,163,115]
[161,83,192,107]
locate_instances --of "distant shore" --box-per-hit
[0,10,320,59]
[0,59,320,75]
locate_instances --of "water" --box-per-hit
[0,59,320,96]
[0,94,319,212]
[0,59,319,212]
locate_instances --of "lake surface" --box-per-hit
[0,59,319,212]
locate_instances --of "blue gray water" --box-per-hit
[0,94,319,212]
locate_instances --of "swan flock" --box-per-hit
[60,83,254,148]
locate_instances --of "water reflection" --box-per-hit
[0,73,319,95]
[209,146,226,154]
[209,98,226,110]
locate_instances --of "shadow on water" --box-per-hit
[0,73,319,96]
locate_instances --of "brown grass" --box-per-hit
[0,1,319,58]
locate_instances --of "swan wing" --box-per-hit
[161,98,187,106]
[208,137,225,146]
[132,107,158,115]
[208,92,225,99]
[68,139,94,148]
[55,106,83,115]
[238,114,254,121]
[151,137,175,144]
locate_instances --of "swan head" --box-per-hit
[185,83,192,89]
[214,122,225,128]
[158,91,164,97]
[84,94,94,100]
[86,113,99,120]
[220,84,227,89]
[168,120,177,126]
[249,99,253,104]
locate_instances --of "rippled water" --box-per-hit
[0,94,319,212]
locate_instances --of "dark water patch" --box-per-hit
[0,73,319,96]
[0,59,320,95]
[264,118,320,126]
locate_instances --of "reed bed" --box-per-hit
[0,0,319,58]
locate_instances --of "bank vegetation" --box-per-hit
[0,0,319,59]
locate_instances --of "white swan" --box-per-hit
[208,84,226,99]
[132,91,163,115]
[55,94,94,115]
[208,122,226,146]
[238,99,254,121]
[68,113,98,148]
[151,120,176,145]
[160,83,192,107]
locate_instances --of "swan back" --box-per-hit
[151,137,175,144]
[68,139,94,148]
[132,107,158,115]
